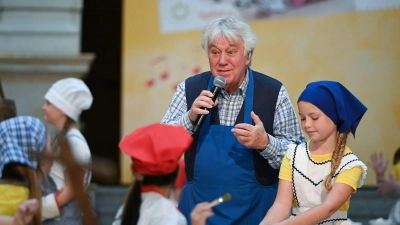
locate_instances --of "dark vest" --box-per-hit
[185,70,282,186]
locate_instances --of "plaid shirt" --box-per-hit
[161,71,305,169]
[0,116,47,177]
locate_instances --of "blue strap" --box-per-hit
[205,71,254,125]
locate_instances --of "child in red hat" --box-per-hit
[114,123,213,225]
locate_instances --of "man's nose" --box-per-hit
[218,53,227,64]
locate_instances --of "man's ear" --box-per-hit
[247,50,253,59]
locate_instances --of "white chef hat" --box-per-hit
[44,78,93,121]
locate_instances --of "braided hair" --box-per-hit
[323,130,350,191]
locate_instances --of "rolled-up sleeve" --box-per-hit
[259,86,305,169]
[161,82,194,134]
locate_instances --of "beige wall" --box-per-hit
[121,0,400,185]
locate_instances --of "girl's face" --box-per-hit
[42,101,66,126]
[298,101,337,144]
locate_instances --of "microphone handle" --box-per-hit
[192,86,222,134]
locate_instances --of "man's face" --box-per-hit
[208,36,250,95]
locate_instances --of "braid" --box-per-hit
[52,117,75,153]
[323,130,350,191]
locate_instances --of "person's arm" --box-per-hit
[161,81,217,135]
[261,86,304,169]
[272,183,353,225]
[161,82,193,133]
[377,175,400,197]
[0,199,38,225]
[41,169,85,220]
[55,169,79,205]
[41,191,61,220]
[232,86,304,169]
[259,179,293,225]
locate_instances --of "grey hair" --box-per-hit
[201,15,257,62]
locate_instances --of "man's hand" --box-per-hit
[189,90,218,123]
[232,111,269,150]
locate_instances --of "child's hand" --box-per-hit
[13,199,39,225]
[190,202,214,225]
[369,151,389,177]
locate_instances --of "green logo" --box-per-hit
[171,2,190,20]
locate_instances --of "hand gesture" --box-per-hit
[189,90,218,123]
[369,151,389,177]
[231,111,269,150]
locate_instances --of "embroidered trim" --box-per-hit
[294,166,324,186]
[291,213,347,224]
[304,144,353,165]
[332,155,368,188]
[292,143,301,207]
[333,158,359,178]
[318,218,348,224]
[305,145,331,165]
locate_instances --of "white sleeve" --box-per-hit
[41,193,61,220]
[67,136,91,166]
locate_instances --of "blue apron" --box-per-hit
[179,70,278,225]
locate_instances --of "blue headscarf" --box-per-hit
[0,116,47,178]
[298,81,367,137]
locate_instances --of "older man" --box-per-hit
[162,15,304,224]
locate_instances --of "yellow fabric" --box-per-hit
[279,144,363,211]
[0,184,29,216]
[391,162,400,181]
[391,162,400,195]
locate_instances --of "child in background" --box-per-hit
[0,116,48,225]
[113,123,213,225]
[260,81,368,225]
[370,147,400,223]
[41,78,93,224]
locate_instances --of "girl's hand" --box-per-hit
[190,202,214,225]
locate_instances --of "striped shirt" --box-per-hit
[161,71,305,169]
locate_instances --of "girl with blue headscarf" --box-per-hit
[260,81,368,225]
[0,116,47,225]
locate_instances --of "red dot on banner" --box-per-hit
[147,79,155,87]
[161,72,169,80]
[173,83,178,90]
[193,67,201,75]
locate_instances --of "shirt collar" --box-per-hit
[237,68,249,95]
[220,68,249,96]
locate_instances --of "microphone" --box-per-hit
[192,76,226,134]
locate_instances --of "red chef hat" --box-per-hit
[119,123,193,175]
